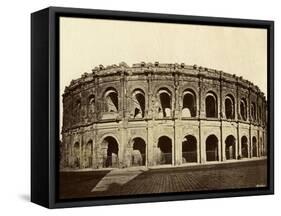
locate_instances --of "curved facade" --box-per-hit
[60,62,267,169]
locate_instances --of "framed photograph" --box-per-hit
[31,6,274,208]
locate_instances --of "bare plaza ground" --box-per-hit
[59,159,267,199]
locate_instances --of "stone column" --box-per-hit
[220,75,225,162]
[235,122,238,160]
[257,129,260,157]
[94,75,99,121]
[119,125,127,168]
[147,71,153,119]
[200,129,206,164]
[198,76,202,164]
[147,121,154,166]
[172,137,175,166]
[199,76,206,118]
[174,120,182,165]
[249,125,252,158]
[238,123,242,158]
[220,126,225,161]
[79,134,83,169]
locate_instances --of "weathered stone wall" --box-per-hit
[61,62,267,169]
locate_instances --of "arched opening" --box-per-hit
[88,95,95,115]
[205,92,218,118]
[252,136,257,157]
[251,102,256,121]
[225,135,236,160]
[157,136,172,164]
[225,95,235,119]
[206,135,219,161]
[241,136,248,158]
[102,136,119,168]
[132,89,145,118]
[132,137,146,166]
[73,142,80,168]
[104,88,118,112]
[75,99,81,110]
[240,98,247,121]
[74,99,81,123]
[258,106,262,122]
[182,135,197,163]
[84,140,93,168]
[158,88,172,118]
[182,90,196,117]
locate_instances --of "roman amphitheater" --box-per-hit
[60,62,267,169]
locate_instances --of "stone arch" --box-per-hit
[252,136,257,157]
[225,94,235,119]
[205,91,218,118]
[73,98,81,122]
[104,87,118,112]
[132,89,145,118]
[88,94,95,115]
[84,140,93,168]
[182,89,197,117]
[241,136,248,158]
[157,136,172,165]
[101,136,119,168]
[225,135,236,160]
[251,102,256,121]
[131,137,146,166]
[75,98,81,109]
[206,135,219,161]
[157,88,172,118]
[182,135,197,163]
[73,142,80,168]
[240,98,247,121]
[258,105,262,122]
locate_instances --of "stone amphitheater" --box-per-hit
[60,62,267,169]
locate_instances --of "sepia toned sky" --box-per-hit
[60,17,267,131]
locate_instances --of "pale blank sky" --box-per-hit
[60,17,267,131]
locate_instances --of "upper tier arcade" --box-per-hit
[62,62,267,132]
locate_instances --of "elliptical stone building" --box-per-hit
[60,62,267,169]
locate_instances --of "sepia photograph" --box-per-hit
[58,16,268,200]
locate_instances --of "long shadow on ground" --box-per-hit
[59,170,110,199]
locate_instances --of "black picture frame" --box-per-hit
[31,6,274,208]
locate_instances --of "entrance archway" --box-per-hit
[241,136,248,158]
[102,136,119,168]
[225,135,236,160]
[84,140,93,168]
[157,136,172,164]
[182,135,197,163]
[132,137,146,166]
[206,135,219,161]
[252,136,257,157]
[73,142,80,168]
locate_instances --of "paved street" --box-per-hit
[59,159,267,199]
